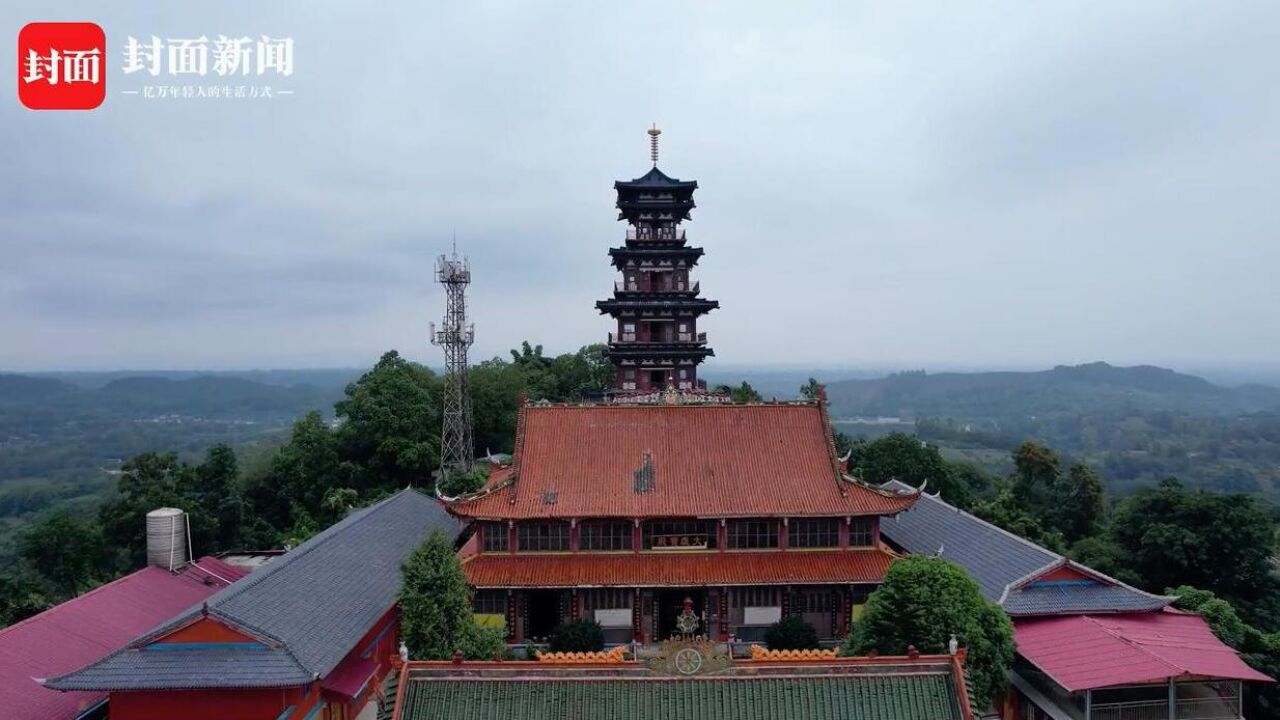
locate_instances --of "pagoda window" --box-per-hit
[580,521,633,551]
[727,519,779,549]
[790,518,840,548]
[480,522,509,552]
[472,590,507,615]
[849,518,874,547]
[517,521,570,552]
[643,519,715,550]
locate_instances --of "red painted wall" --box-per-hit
[109,685,318,720]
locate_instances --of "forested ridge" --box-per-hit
[826,362,1280,497]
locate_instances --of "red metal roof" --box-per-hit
[447,403,917,520]
[0,557,247,720]
[462,549,898,587]
[1014,611,1273,691]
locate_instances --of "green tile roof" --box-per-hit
[397,670,965,720]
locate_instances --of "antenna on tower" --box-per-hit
[430,245,475,477]
[648,124,661,166]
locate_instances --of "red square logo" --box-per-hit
[17,22,106,110]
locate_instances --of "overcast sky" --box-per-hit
[3,1,1278,375]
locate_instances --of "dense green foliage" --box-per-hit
[1168,586,1280,718]
[846,555,1014,710]
[764,615,820,650]
[399,530,473,660]
[549,618,606,652]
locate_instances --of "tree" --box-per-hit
[1056,463,1105,542]
[183,444,244,553]
[99,452,189,568]
[846,555,1014,710]
[1011,441,1060,511]
[550,618,605,652]
[335,351,442,491]
[1109,478,1274,610]
[799,378,824,402]
[438,467,488,498]
[244,411,348,533]
[399,529,472,660]
[848,433,974,508]
[712,381,763,403]
[765,616,820,649]
[0,573,49,627]
[20,509,106,597]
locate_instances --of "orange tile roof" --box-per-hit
[448,403,918,520]
[461,549,898,588]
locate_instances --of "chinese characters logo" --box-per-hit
[118,35,294,100]
[18,22,106,110]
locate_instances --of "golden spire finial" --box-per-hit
[647,124,661,166]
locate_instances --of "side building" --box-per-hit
[46,490,461,720]
[444,396,919,646]
[880,481,1273,720]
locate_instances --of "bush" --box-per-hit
[458,621,508,660]
[438,467,488,497]
[549,618,605,652]
[765,616,820,650]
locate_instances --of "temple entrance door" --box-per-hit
[656,589,705,641]
[526,590,561,643]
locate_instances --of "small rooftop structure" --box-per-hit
[390,653,974,720]
[0,557,246,720]
[879,481,1170,616]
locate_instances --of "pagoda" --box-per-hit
[597,127,719,394]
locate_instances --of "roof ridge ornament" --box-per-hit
[648,124,661,166]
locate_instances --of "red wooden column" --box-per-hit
[839,516,851,549]
[507,521,517,554]
[632,519,642,553]
[716,519,727,551]
[779,518,789,551]
[570,519,580,552]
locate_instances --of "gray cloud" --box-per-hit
[2,1,1278,372]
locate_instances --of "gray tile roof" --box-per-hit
[1001,582,1171,615]
[879,481,1170,617]
[47,489,461,691]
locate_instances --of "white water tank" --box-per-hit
[145,507,188,570]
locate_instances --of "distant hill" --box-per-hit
[825,362,1280,420]
[0,374,77,403]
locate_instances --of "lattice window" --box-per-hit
[580,521,633,551]
[792,589,834,614]
[849,517,874,547]
[480,522,508,552]
[732,587,780,608]
[516,521,569,552]
[790,518,839,548]
[472,590,507,615]
[727,519,779,549]
[642,519,715,549]
[581,589,632,612]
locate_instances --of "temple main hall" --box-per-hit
[445,130,922,645]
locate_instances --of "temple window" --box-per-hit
[849,518,875,547]
[516,521,570,552]
[480,522,509,552]
[790,518,840,548]
[642,519,715,549]
[472,590,507,615]
[727,519,779,549]
[580,521,633,551]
